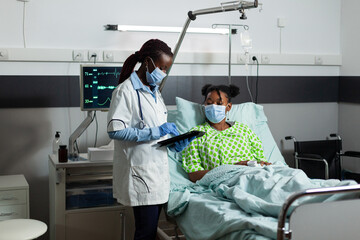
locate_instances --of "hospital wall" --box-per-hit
[339,0,360,172]
[0,0,345,239]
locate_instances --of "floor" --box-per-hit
[157,209,186,240]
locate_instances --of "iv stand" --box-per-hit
[212,24,249,85]
[159,0,259,92]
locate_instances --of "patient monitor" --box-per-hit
[80,65,122,111]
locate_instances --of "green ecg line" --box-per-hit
[98,97,111,106]
[97,70,121,78]
[97,85,116,90]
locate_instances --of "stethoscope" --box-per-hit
[136,90,146,129]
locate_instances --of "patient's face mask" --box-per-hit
[204,104,226,123]
[146,57,166,86]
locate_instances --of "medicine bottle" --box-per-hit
[52,131,62,155]
[58,145,68,163]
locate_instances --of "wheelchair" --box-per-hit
[285,134,360,181]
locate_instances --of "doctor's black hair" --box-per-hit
[118,39,173,84]
[201,84,240,103]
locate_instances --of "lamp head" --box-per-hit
[240,9,247,20]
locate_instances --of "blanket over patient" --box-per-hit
[167,164,356,240]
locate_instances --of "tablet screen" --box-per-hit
[158,131,205,147]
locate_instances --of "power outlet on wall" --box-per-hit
[237,54,248,64]
[88,51,100,62]
[103,51,114,62]
[0,49,9,60]
[72,50,85,61]
[261,55,271,64]
[315,56,323,65]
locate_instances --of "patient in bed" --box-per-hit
[182,84,271,182]
[168,86,357,240]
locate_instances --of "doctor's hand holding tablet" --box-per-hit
[158,122,195,152]
[106,39,194,240]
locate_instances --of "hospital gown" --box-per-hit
[182,121,267,173]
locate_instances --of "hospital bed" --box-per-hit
[157,97,360,240]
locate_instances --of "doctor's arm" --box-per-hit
[108,127,161,142]
[108,122,179,142]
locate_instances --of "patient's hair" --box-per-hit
[118,39,173,84]
[201,84,240,103]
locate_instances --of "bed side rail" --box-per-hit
[277,184,360,240]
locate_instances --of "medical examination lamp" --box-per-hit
[105,0,261,91]
[105,25,229,35]
[158,0,260,91]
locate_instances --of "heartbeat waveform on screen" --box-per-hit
[97,85,117,90]
[97,70,121,78]
[98,97,111,106]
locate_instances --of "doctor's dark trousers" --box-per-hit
[132,204,163,240]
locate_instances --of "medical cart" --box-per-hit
[48,155,134,240]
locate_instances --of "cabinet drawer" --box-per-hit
[0,190,27,206]
[0,204,27,220]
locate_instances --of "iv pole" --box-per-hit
[212,24,249,85]
[159,0,259,92]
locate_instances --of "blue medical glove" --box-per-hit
[169,136,196,152]
[159,122,179,137]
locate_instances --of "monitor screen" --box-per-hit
[80,65,122,111]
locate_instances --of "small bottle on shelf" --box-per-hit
[58,145,68,163]
[52,131,62,156]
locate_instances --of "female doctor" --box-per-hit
[107,39,190,240]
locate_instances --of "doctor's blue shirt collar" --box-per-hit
[130,72,158,102]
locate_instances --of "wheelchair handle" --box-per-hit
[329,133,342,140]
[285,136,294,141]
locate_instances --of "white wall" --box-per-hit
[0,0,342,238]
[340,0,360,76]
[339,0,360,173]
[264,103,339,166]
[0,0,341,54]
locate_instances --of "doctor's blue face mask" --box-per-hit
[146,57,166,86]
[204,104,226,123]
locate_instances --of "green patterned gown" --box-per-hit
[182,121,267,173]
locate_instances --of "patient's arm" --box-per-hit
[235,161,249,165]
[235,160,271,166]
[188,170,210,182]
[259,161,272,166]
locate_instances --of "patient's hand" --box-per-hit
[234,161,249,165]
[234,161,271,166]
[259,161,272,166]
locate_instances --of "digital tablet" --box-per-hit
[158,131,205,147]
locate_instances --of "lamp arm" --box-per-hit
[159,0,259,92]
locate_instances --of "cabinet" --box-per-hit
[49,155,134,240]
[0,175,29,221]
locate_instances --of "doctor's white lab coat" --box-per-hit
[107,78,170,206]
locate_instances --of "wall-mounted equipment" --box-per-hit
[80,65,121,111]
[68,65,121,160]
